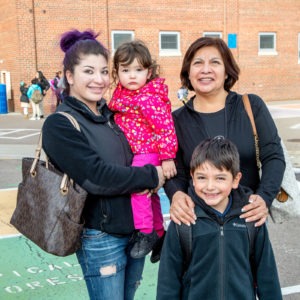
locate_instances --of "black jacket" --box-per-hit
[38,78,50,95]
[157,185,282,300]
[20,86,29,103]
[165,92,285,207]
[42,96,158,235]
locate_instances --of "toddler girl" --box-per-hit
[109,40,178,260]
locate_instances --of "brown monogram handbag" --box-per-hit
[10,112,87,256]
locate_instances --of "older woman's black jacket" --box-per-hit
[42,96,158,235]
[165,91,285,207]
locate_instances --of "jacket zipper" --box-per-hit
[107,119,120,135]
[220,225,225,300]
[218,216,237,300]
[99,119,121,223]
[108,119,134,166]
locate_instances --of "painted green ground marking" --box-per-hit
[0,236,158,299]
[0,236,87,299]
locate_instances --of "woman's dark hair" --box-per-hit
[60,29,109,95]
[37,71,47,81]
[190,137,240,178]
[112,40,159,84]
[36,70,49,91]
[180,37,240,92]
[31,78,39,85]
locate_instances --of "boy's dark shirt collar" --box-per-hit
[210,195,232,221]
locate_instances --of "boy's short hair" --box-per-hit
[190,136,240,177]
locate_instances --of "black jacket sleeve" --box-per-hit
[42,113,158,196]
[41,78,50,92]
[164,113,190,202]
[157,221,185,299]
[249,94,285,206]
[254,224,283,299]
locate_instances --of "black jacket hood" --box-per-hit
[63,96,114,123]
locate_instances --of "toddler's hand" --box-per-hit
[153,166,166,193]
[162,159,177,179]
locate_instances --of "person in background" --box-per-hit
[157,137,282,300]
[165,37,285,228]
[19,81,30,118]
[42,29,165,300]
[27,78,42,120]
[56,75,67,103]
[108,40,178,261]
[53,71,62,88]
[50,71,63,106]
[35,70,50,118]
[177,86,189,102]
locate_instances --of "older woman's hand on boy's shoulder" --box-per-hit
[169,191,196,226]
[240,194,269,227]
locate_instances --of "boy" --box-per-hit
[157,137,282,300]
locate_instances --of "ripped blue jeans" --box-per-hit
[76,228,145,300]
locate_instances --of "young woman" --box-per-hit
[42,29,165,300]
[35,70,50,117]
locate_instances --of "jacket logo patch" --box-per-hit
[232,222,246,228]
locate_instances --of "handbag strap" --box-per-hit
[242,94,261,169]
[30,112,81,182]
[57,111,81,131]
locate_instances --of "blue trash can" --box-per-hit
[0,84,8,114]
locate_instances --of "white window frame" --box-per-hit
[111,31,134,53]
[258,32,277,55]
[298,33,300,63]
[203,32,222,38]
[159,31,181,56]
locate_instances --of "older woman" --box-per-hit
[165,37,285,227]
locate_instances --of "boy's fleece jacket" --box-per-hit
[157,185,282,300]
[109,78,178,161]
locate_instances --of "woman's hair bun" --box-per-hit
[60,29,99,53]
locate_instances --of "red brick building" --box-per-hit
[0,0,300,114]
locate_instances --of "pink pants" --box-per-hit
[131,153,164,234]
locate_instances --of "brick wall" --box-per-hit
[237,0,300,101]
[0,0,19,111]
[0,0,299,114]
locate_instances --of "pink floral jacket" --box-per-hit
[109,78,178,161]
